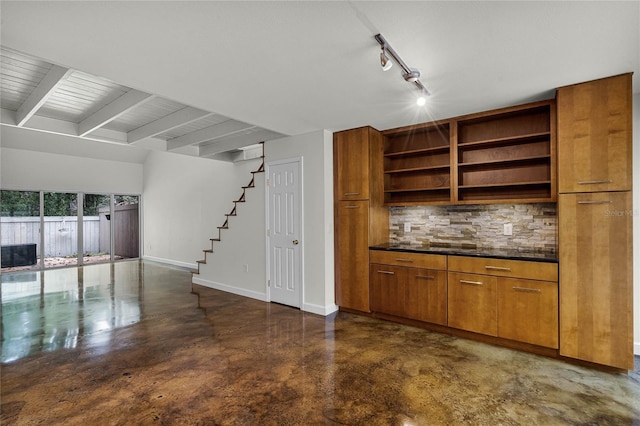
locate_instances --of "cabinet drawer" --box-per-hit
[448,256,557,282]
[369,250,447,269]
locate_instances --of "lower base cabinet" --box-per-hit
[497,278,558,348]
[447,272,498,336]
[405,269,447,326]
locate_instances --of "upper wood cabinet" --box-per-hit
[334,126,384,201]
[557,73,632,193]
[455,101,556,203]
[383,121,453,205]
[380,100,556,205]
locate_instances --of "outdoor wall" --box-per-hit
[0,147,143,194]
[142,150,259,270]
[265,130,336,315]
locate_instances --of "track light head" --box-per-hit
[380,47,392,71]
[403,69,421,83]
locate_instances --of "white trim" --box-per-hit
[142,255,197,270]
[265,156,304,309]
[635,341,640,356]
[192,276,268,302]
[302,302,339,317]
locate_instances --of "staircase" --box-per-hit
[191,142,265,281]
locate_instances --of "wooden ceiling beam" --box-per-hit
[127,107,213,143]
[198,129,281,157]
[166,119,255,151]
[16,65,73,127]
[78,89,154,137]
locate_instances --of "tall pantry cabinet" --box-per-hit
[557,73,634,370]
[334,127,389,312]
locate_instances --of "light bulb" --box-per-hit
[416,96,426,106]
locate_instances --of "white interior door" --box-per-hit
[267,159,302,308]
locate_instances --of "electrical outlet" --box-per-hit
[404,222,411,232]
[503,223,513,236]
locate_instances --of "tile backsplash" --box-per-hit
[390,204,557,254]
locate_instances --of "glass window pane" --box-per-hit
[1,191,41,271]
[114,195,139,260]
[83,194,111,265]
[44,192,78,269]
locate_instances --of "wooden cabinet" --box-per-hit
[334,128,388,312]
[336,201,371,312]
[448,256,559,348]
[557,73,633,370]
[447,272,498,336]
[558,191,633,369]
[382,121,452,205]
[379,100,556,205]
[369,264,405,317]
[497,278,558,348]
[456,101,555,203]
[405,268,447,325]
[557,73,632,193]
[369,250,447,325]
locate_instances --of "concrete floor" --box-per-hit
[1,260,639,425]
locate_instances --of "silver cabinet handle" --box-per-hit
[513,286,541,293]
[377,270,395,275]
[485,266,511,271]
[578,200,612,205]
[395,258,413,263]
[344,206,360,209]
[416,275,435,280]
[578,180,612,185]
[343,192,360,196]
[460,280,483,286]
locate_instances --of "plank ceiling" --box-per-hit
[0,47,284,161]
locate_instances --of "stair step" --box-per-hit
[217,226,228,230]
[203,249,213,253]
[191,270,200,275]
[196,260,206,264]
[210,238,220,242]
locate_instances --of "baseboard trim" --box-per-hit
[192,276,267,302]
[142,255,197,270]
[302,302,339,316]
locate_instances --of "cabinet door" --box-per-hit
[559,192,633,369]
[369,264,405,316]
[334,128,370,200]
[335,200,370,312]
[557,73,632,193]
[405,268,447,325]
[497,278,558,348]
[447,272,497,336]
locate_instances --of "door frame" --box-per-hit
[264,157,304,308]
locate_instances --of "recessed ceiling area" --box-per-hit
[0,47,284,162]
[0,1,638,163]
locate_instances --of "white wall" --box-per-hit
[0,147,143,194]
[633,92,639,355]
[266,130,336,315]
[142,150,259,269]
[193,130,336,316]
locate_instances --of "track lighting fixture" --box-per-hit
[380,46,393,71]
[374,33,430,101]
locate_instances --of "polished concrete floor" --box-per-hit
[1,261,639,425]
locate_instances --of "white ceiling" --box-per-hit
[0,1,639,162]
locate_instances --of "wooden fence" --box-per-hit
[1,216,101,257]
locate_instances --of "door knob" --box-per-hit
[293,240,299,245]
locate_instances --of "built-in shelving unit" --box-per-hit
[383,121,452,205]
[380,100,556,206]
[456,101,555,203]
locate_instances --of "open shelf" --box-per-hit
[385,165,450,174]
[458,180,552,190]
[458,155,551,168]
[456,131,550,149]
[384,145,450,157]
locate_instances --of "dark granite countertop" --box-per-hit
[370,244,558,263]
